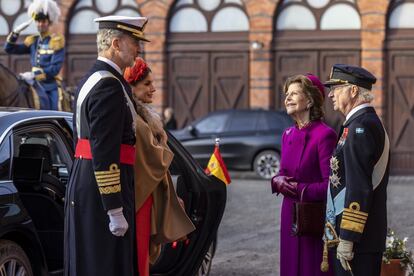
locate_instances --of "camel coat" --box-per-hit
[134,104,195,263]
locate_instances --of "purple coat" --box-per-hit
[276,120,337,276]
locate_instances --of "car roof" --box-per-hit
[0,107,72,136]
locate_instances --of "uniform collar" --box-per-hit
[97,56,123,75]
[343,104,375,127]
[344,103,371,124]
[39,31,51,40]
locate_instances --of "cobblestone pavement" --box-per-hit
[209,174,414,276]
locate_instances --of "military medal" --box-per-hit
[338,127,348,146]
[329,156,341,188]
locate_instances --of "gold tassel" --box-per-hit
[320,222,340,272]
[321,240,329,272]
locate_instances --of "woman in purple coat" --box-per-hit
[271,74,337,276]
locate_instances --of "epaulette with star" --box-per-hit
[49,34,65,51]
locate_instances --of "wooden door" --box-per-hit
[168,52,210,127]
[386,50,414,174]
[65,35,97,87]
[210,52,249,111]
[168,50,249,128]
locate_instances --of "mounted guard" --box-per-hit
[4,0,65,110]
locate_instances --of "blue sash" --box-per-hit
[325,186,345,240]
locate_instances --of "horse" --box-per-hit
[0,62,73,111]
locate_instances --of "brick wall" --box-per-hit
[56,0,390,117]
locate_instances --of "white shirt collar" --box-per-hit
[97,56,123,75]
[345,103,371,123]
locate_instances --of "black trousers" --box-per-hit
[332,250,382,276]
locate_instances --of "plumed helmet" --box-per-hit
[28,0,61,23]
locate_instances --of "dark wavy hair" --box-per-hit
[283,74,325,121]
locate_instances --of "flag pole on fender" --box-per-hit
[205,138,231,185]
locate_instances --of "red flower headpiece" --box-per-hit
[124,57,150,85]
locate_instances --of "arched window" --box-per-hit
[169,0,249,33]
[69,0,141,34]
[276,0,361,31]
[0,0,37,36]
[388,1,414,29]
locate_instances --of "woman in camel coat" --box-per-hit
[124,57,195,276]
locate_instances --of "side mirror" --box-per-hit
[187,125,197,136]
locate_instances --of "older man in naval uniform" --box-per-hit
[323,64,390,276]
[64,15,150,276]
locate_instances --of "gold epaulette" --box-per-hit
[49,34,65,51]
[24,35,38,47]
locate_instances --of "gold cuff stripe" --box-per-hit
[99,185,121,194]
[341,219,365,233]
[95,173,120,179]
[343,211,367,221]
[343,207,368,217]
[96,177,119,183]
[32,67,44,73]
[97,180,120,187]
[342,214,366,224]
[95,170,120,176]
[35,73,46,81]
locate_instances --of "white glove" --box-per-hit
[19,72,35,84]
[13,19,33,34]
[107,207,129,237]
[337,239,354,271]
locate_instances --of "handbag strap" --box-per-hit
[300,184,309,202]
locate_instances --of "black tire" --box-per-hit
[0,240,33,276]
[253,150,281,180]
[196,239,216,276]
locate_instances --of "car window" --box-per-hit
[228,112,258,132]
[195,113,228,134]
[266,112,290,132]
[12,126,72,184]
[256,112,269,131]
[0,136,11,181]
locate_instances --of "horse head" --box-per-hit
[0,62,33,108]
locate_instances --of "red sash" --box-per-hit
[74,138,135,165]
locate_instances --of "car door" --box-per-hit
[215,110,261,170]
[151,132,227,276]
[181,112,232,167]
[10,118,73,274]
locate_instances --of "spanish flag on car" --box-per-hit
[205,139,231,185]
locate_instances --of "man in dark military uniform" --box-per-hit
[64,15,149,276]
[3,0,65,110]
[324,64,390,275]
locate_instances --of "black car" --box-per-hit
[171,109,293,179]
[0,108,226,276]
